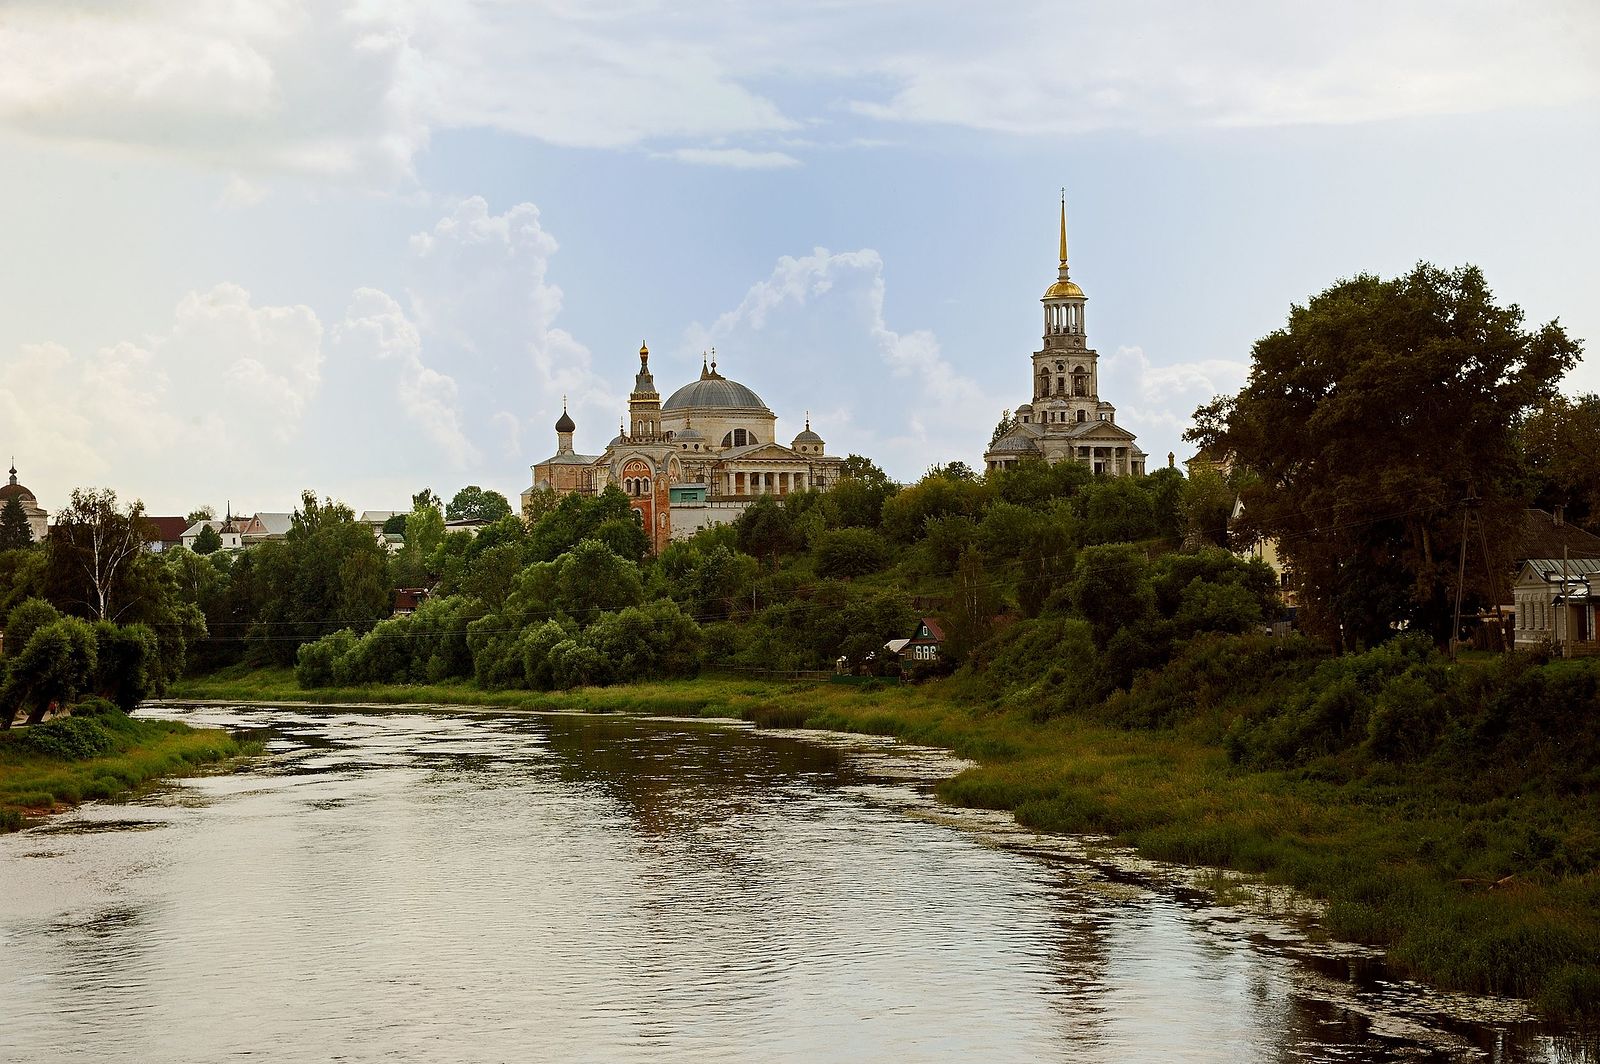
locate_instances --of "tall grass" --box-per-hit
[1,714,257,830]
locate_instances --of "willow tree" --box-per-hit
[1188,264,1580,648]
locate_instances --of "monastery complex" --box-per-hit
[524,199,1145,552]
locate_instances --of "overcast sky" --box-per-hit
[2,1,1596,516]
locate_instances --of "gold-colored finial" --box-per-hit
[639,341,649,363]
[1058,188,1068,266]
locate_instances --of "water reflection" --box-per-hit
[0,704,1593,1064]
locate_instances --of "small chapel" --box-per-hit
[984,199,1147,476]
[524,346,843,553]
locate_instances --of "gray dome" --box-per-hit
[673,424,704,440]
[990,434,1041,454]
[792,429,822,444]
[662,376,769,413]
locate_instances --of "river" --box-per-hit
[1,703,1594,1063]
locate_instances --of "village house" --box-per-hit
[1509,509,1600,656]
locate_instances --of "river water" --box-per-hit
[1,703,1594,1064]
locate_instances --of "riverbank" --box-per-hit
[170,666,1600,1022]
[0,709,258,832]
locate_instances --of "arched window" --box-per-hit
[1077,409,1086,423]
[722,432,733,448]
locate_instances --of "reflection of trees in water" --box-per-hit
[536,716,854,1015]
[537,715,850,838]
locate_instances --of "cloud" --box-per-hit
[335,289,479,469]
[1099,346,1250,465]
[404,197,617,468]
[686,248,1005,478]
[0,283,323,510]
[4,2,1591,186]
[660,148,801,169]
[0,1,425,183]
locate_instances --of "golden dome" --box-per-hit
[1044,279,1084,300]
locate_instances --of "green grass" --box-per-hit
[167,666,1600,1021]
[0,713,258,832]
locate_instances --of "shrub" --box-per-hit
[813,528,890,578]
[20,715,116,760]
[294,629,359,688]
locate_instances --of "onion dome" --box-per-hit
[555,397,575,434]
[0,463,35,503]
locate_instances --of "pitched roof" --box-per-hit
[141,516,190,543]
[1516,509,1600,562]
[251,512,295,537]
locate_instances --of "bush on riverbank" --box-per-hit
[0,699,254,832]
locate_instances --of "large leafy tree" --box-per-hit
[1518,393,1600,533]
[249,492,391,664]
[1188,264,1581,648]
[446,485,513,523]
[45,489,153,621]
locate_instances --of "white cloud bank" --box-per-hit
[0,196,620,512]
[683,248,1007,478]
[1,1,1592,183]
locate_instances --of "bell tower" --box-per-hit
[1032,194,1099,419]
[628,341,661,440]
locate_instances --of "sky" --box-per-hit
[1,0,1597,517]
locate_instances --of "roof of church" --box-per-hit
[989,433,1041,453]
[541,451,601,466]
[0,464,35,503]
[662,375,770,413]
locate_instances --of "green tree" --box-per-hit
[1180,467,1234,547]
[1188,264,1581,648]
[192,524,223,555]
[735,495,802,567]
[1068,544,1154,648]
[446,485,514,523]
[248,491,391,664]
[2,617,98,727]
[813,528,890,578]
[186,506,216,523]
[0,496,34,550]
[1519,393,1600,532]
[45,489,153,621]
[989,411,1019,448]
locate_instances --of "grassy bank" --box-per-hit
[1,708,258,832]
[169,666,1600,1022]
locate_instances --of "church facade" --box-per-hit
[524,345,843,553]
[984,201,1147,477]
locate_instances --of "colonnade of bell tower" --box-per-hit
[1029,196,1100,419]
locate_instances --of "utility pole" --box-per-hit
[1450,489,1475,662]
[1562,543,1571,659]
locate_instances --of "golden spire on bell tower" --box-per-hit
[1058,187,1068,267]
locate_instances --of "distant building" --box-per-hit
[1513,558,1600,655]
[141,516,190,552]
[898,617,946,664]
[984,199,1147,476]
[0,464,49,543]
[524,347,845,553]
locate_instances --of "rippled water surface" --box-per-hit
[2,704,1594,1063]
